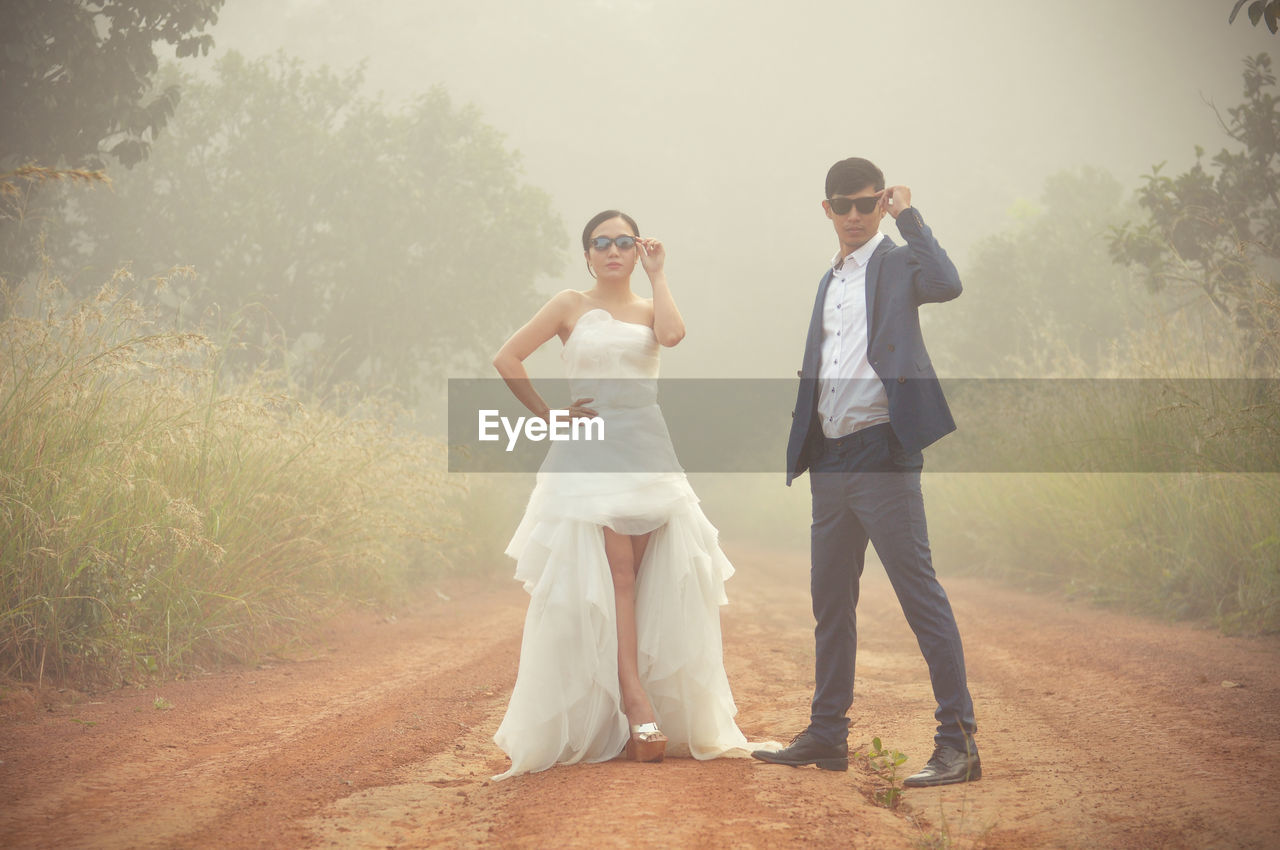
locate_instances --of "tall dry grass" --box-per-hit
[0,272,462,685]
[926,295,1280,633]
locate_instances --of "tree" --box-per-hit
[51,52,565,396]
[1230,0,1280,34]
[0,0,225,296]
[1109,53,1280,370]
[925,167,1146,376]
[0,0,224,171]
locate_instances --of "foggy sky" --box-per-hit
[203,0,1276,380]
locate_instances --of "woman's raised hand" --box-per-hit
[636,237,665,276]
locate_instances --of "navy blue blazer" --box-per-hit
[785,207,962,485]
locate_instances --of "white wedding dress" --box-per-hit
[492,308,753,780]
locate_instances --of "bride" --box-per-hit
[490,209,755,780]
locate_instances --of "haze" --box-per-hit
[205,0,1275,380]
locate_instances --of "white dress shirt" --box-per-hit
[817,231,890,438]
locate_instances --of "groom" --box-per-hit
[752,157,979,786]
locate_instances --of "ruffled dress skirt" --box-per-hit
[491,309,755,780]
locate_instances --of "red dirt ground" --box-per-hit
[2,546,1278,849]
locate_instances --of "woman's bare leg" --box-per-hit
[604,526,654,724]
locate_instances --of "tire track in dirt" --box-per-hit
[0,587,529,849]
[792,548,1280,850]
[2,545,1278,849]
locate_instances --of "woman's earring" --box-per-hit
[586,259,597,279]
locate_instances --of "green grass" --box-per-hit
[856,736,909,809]
[1,279,464,685]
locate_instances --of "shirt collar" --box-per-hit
[830,231,885,273]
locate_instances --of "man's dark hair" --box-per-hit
[581,209,640,250]
[825,158,885,198]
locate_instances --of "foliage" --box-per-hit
[0,0,224,292]
[921,57,1280,638]
[925,167,1147,376]
[49,52,565,397]
[857,737,909,809]
[1231,0,1280,33]
[0,0,224,171]
[927,306,1280,632]
[1109,54,1280,371]
[0,271,464,686]
[0,165,111,325]
[930,469,1280,633]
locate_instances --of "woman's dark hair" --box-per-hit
[825,157,885,198]
[581,210,640,250]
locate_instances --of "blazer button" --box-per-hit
[791,410,796,418]
[887,344,895,352]
[897,376,906,384]
[796,370,802,377]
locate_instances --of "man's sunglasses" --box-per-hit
[588,235,637,251]
[826,195,881,216]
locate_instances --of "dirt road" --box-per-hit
[2,546,1278,849]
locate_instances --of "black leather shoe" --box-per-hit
[752,730,848,771]
[902,745,981,787]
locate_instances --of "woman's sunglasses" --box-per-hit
[826,195,881,216]
[588,235,637,251]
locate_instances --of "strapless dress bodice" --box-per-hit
[563,308,659,411]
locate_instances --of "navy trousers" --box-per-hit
[807,422,977,752]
